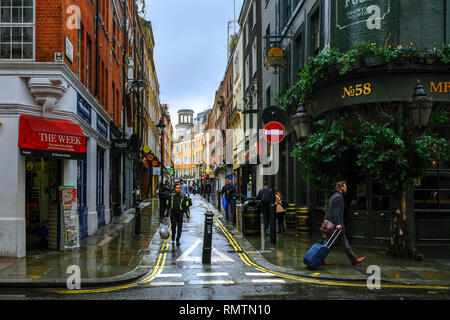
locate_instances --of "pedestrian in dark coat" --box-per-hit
[158,182,170,219]
[256,182,275,235]
[324,181,366,266]
[164,184,191,246]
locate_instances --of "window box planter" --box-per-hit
[363,55,385,67]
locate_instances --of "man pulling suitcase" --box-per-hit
[304,181,366,269]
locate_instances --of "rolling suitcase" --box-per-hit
[303,229,342,270]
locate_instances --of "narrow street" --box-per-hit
[2,196,449,301]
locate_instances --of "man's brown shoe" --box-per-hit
[322,260,332,266]
[351,257,366,266]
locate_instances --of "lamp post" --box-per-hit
[157,118,166,189]
[127,79,146,235]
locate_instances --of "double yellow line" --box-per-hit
[51,230,172,294]
[213,215,450,291]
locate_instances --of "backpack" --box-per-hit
[186,196,193,207]
[260,188,273,204]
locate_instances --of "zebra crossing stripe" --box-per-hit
[196,272,229,277]
[150,281,185,286]
[245,272,275,277]
[251,279,286,283]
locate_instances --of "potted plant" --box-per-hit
[356,42,385,67]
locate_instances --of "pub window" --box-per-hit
[0,0,34,60]
[266,86,271,108]
[371,180,391,211]
[310,8,321,56]
[414,128,450,210]
[414,165,450,210]
[295,30,304,74]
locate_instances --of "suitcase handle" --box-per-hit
[325,228,342,248]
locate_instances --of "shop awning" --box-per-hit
[19,115,86,160]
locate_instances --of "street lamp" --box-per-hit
[156,119,166,187]
[127,79,146,235]
[291,101,312,141]
[408,80,433,128]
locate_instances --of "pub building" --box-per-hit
[274,0,450,258]
[0,67,112,258]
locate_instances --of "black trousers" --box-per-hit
[324,228,357,262]
[276,212,285,232]
[170,212,184,242]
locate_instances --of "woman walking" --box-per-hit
[274,189,286,233]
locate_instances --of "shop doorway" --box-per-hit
[25,158,61,251]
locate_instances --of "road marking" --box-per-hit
[251,279,286,284]
[196,272,229,277]
[150,281,185,286]
[155,273,182,278]
[177,239,234,262]
[190,280,235,285]
[213,214,450,291]
[245,272,275,277]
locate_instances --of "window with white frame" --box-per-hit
[0,0,34,60]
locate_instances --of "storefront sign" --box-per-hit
[59,186,79,249]
[264,46,288,69]
[311,70,450,115]
[112,139,130,152]
[19,115,87,160]
[342,82,373,99]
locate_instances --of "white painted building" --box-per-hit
[0,62,112,257]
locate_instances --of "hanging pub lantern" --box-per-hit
[291,101,312,141]
[407,80,433,128]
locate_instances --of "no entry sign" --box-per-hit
[264,121,285,143]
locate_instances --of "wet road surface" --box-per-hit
[1,195,449,300]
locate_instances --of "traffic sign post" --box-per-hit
[263,121,286,144]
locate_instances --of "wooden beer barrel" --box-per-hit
[296,207,310,238]
[285,203,296,229]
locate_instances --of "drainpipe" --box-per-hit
[122,0,128,210]
[94,0,100,96]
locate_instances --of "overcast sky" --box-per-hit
[146,0,243,126]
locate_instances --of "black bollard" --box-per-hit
[202,211,214,264]
[269,203,276,244]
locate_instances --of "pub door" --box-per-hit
[345,174,392,248]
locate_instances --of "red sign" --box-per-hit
[263,121,285,143]
[19,115,86,159]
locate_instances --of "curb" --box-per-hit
[198,196,450,288]
[0,202,158,289]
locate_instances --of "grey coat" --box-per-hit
[325,191,345,226]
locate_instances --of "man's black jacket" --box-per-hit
[165,193,190,218]
[325,191,345,226]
